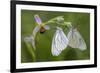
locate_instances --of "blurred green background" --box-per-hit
[21,10,90,63]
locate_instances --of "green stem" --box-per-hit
[43,16,71,29]
[24,40,36,62]
[44,16,64,25]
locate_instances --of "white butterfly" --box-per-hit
[51,27,69,56]
[67,27,87,51]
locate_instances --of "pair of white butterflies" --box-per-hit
[51,26,87,56]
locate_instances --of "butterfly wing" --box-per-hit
[67,28,87,50]
[67,28,79,48]
[74,29,87,50]
[52,27,69,56]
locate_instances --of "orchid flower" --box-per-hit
[24,15,50,49]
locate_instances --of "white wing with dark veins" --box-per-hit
[52,27,69,56]
[67,28,87,50]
